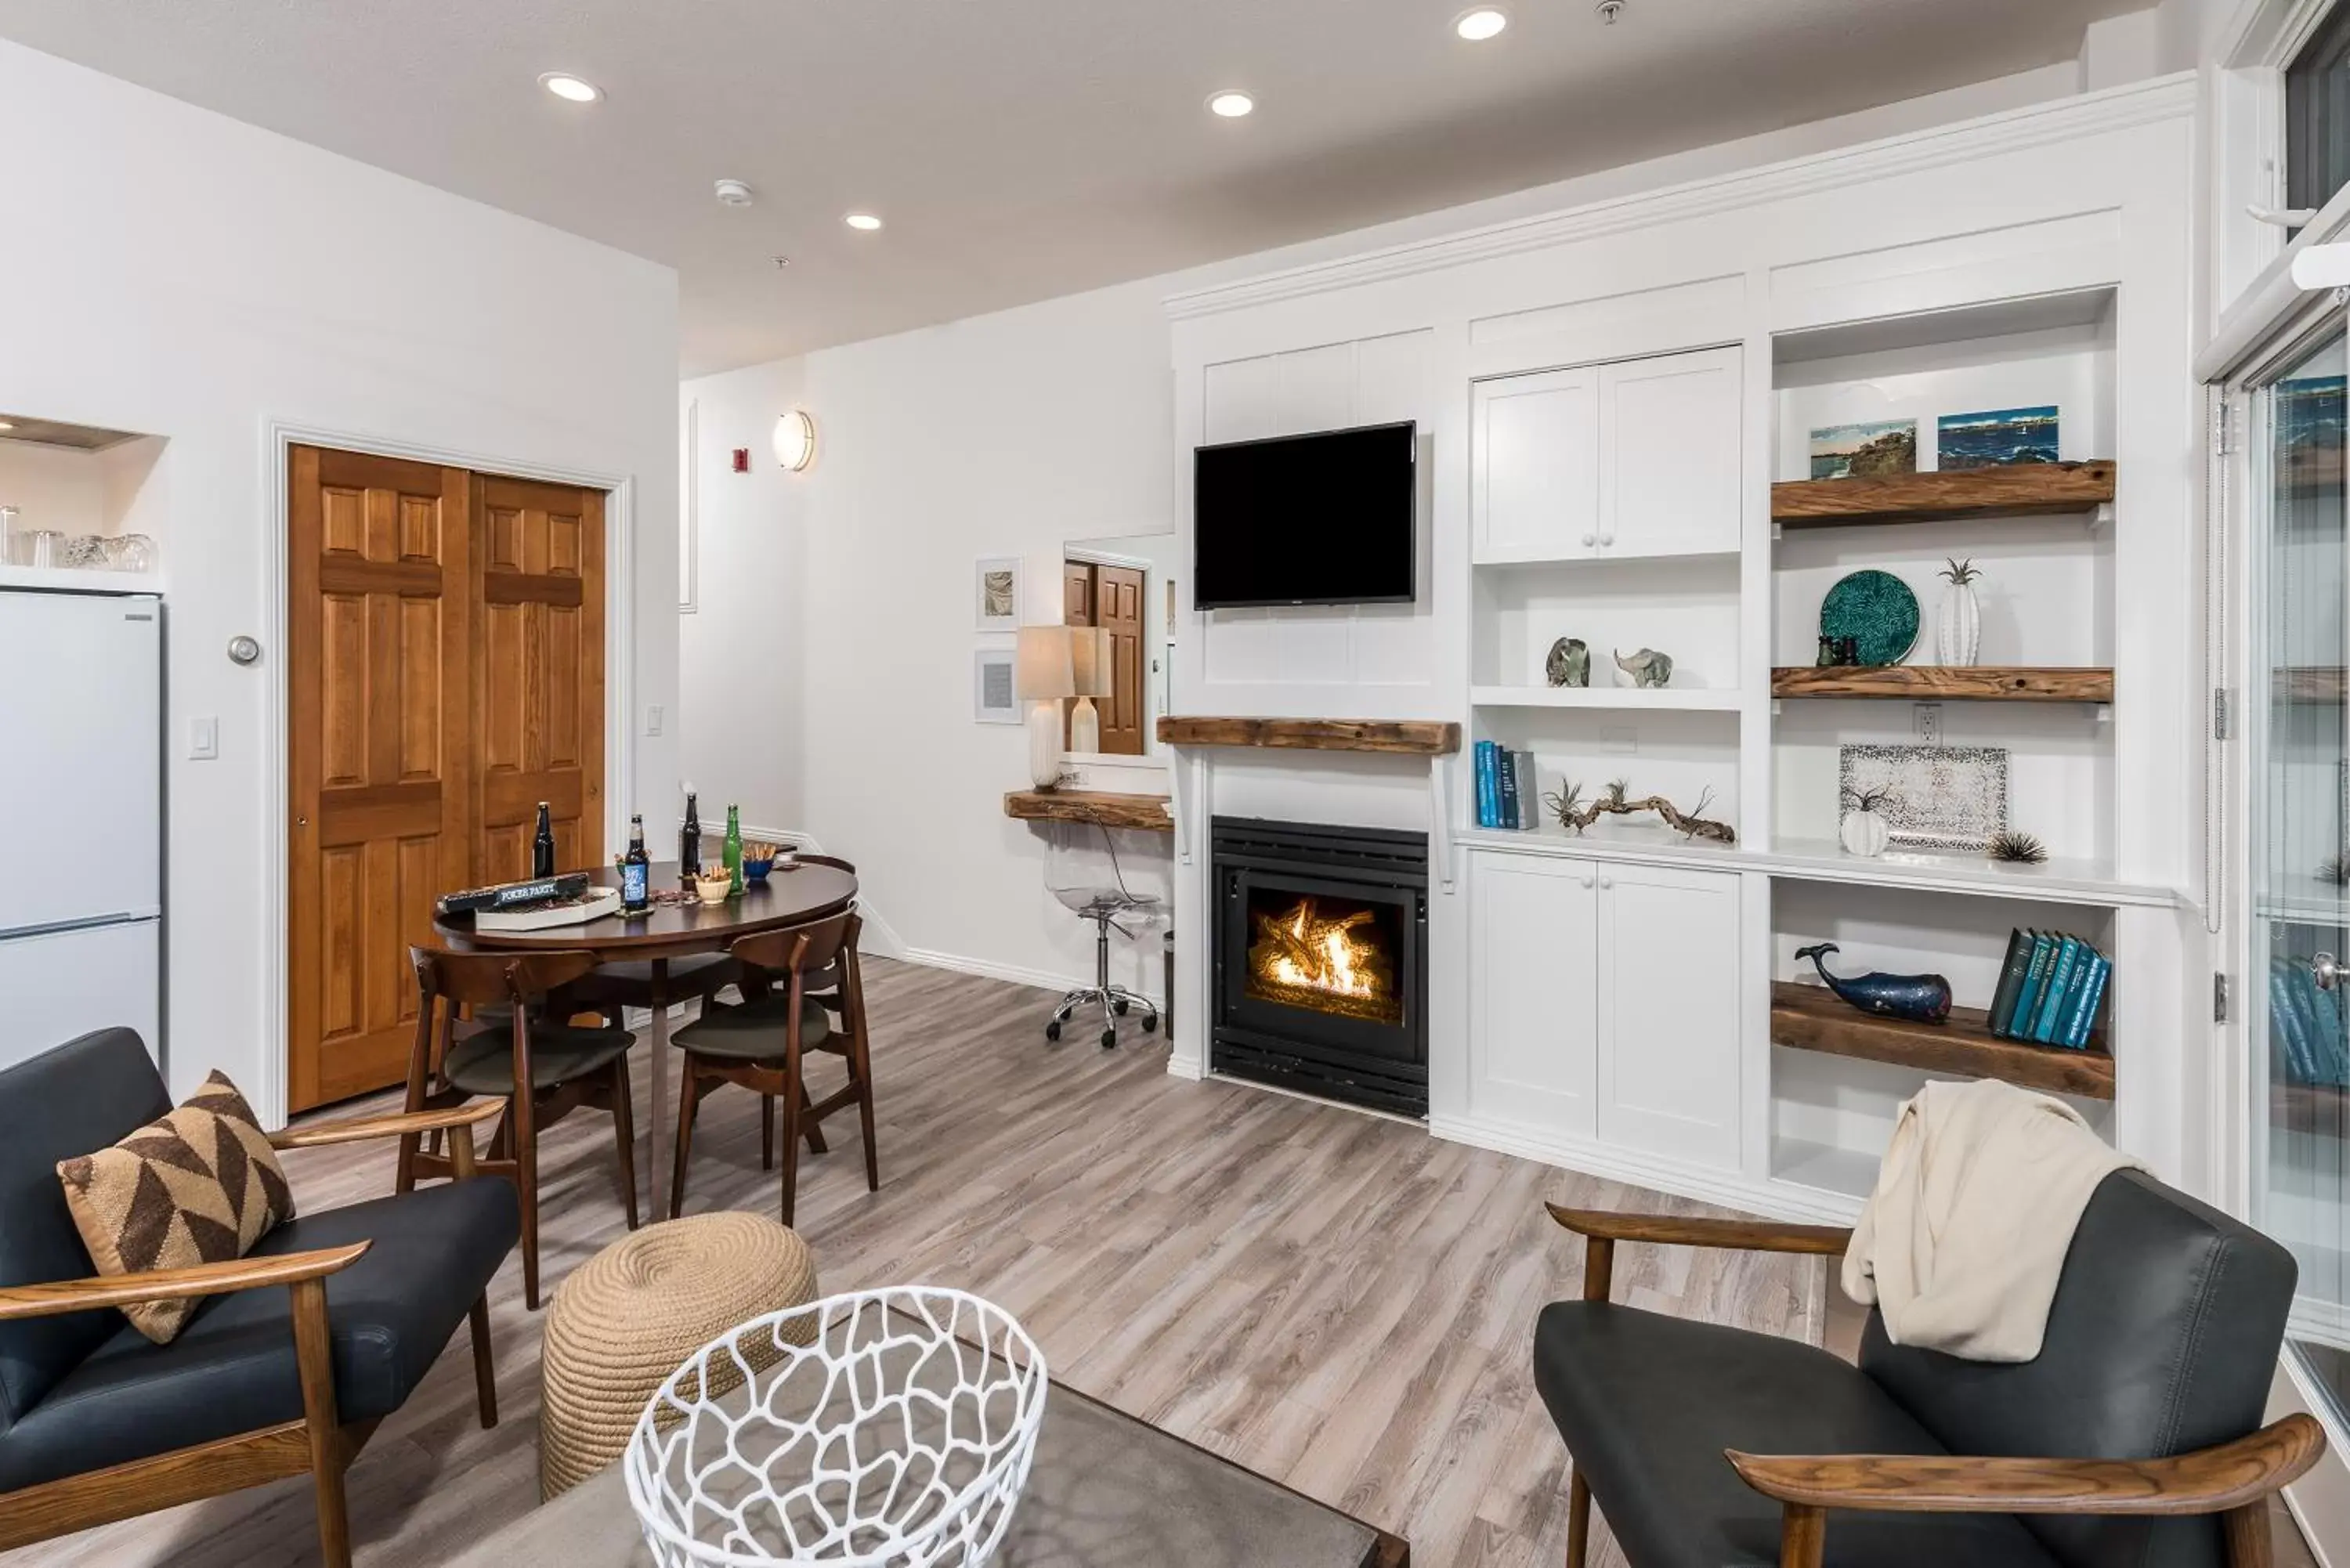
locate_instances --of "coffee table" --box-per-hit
[445,1375,1408,1567]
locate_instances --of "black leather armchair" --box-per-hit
[0,1028,519,1567]
[1535,1171,2323,1568]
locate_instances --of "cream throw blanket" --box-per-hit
[1840,1078,2144,1362]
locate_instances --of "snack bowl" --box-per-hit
[693,872,734,905]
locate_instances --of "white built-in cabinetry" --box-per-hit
[1470,852,1741,1169]
[1472,347,1743,565]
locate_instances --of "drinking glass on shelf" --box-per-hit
[22,529,60,569]
[0,508,20,564]
[103,533,155,573]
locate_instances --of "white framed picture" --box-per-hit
[974,648,1021,724]
[975,556,1021,631]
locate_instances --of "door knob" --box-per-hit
[2318,952,2344,992]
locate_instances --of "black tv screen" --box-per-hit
[1193,422,1416,609]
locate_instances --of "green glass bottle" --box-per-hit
[723,804,744,895]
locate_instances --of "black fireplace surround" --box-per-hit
[1211,817,1430,1118]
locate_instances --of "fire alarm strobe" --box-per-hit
[732,448,751,472]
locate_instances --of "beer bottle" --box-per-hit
[723,804,744,896]
[680,789,701,881]
[621,815,651,912]
[532,801,556,880]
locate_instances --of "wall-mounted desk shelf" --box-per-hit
[1003,789,1173,833]
[1769,981,2113,1100]
[1771,461,2115,529]
[1771,666,2113,702]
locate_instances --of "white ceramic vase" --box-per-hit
[1840,808,1890,858]
[1025,700,1064,789]
[1935,573,1982,666]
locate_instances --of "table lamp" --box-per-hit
[1068,626,1112,753]
[1014,625,1075,789]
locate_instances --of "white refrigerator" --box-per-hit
[0,588,161,1069]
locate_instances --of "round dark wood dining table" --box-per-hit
[432,859,858,1216]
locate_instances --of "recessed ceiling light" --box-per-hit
[538,72,601,103]
[714,178,754,207]
[1455,8,1508,40]
[844,212,884,231]
[1207,90,1255,118]
[772,255,791,269]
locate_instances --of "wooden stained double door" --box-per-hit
[287,446,606,1111]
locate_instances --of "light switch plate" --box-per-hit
[188,717,219,760]
[645,705,664,736]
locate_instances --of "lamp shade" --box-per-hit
[1014,625,1075,701]
[773,409,816,471]
[1068,626,1112,699]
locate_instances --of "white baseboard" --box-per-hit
[1430,1112,1863,1224]
[741,824,909,959]
[900,947,1090,995]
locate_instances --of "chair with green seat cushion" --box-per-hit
[401,948,642,1310]
[667,910,877,1227]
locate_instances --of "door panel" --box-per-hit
[1596,862,1741,1168]
[1095,564,1146,755]
[1468,853,1598,1136]
[1473,368,1601,563]
[1601,347,1743,559]
[475,475,606,884]
[288,446,472,1111]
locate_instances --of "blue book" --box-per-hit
[2005,934,2058,1039]
[1497,743,1521,829]
[2062,952,2111,1050]
[2031,938,2083,1043]
[2270,959,2316,1084]
[1474,742,1499,829]
[2310,970,2350,1084]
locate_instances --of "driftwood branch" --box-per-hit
[1542,779,1737,844]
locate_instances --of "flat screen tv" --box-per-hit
[1193,421,1416,610]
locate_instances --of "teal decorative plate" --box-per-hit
[1820,569,1919,666]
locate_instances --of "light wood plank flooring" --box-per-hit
[8,958,1834,1567]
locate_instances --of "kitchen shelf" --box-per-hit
[1772,665,2113,702]
[1771,461,2115,529]
[1770,980,2113,1100]
[1470,684,1742,712]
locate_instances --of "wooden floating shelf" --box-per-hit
[1155,716,1462,755]
[1003,789,1173,833]
[1770,981,2113,1100]
[1773,461,2115,529]
[2275,667,2347,704]
[1771,665,2113,703]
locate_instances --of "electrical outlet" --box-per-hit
[1913,703,1943,746]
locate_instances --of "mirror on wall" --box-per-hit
[1062,531,1176,761]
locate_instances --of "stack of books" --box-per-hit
[1986,928,2110,1049]
[1473,742,1538,830]
[2269,954,2349,1088]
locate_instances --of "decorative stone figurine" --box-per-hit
[1794,941,1954,1024]
[1936,558,1983,667]
[1612,648,1673,688]
[1546,637,1590,688]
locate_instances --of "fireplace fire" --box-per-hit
[1246,895,1404,1027]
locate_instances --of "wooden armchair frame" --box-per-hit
[0,1097,505,1568]
[1544,1205,2325,1568]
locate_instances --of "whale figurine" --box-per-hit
[1794,942,1952,1024]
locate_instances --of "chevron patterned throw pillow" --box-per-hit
[56,1071,298,1344]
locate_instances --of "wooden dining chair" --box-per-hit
[668,909,878,1226]
[400,948,640,1309]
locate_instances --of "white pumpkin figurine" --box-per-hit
[1935,557,1983,667]
[1840,785,1893,858]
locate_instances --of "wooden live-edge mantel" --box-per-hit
[1003,789,1173,833]
[1770,981,2114,1100]
[1155,717,1462,755]
[1772,666,2114,703]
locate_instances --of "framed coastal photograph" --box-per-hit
[974,556,1021,631]
[1809,419,1918,480]
[1938,405,2059,470]
[974,648,1021,724]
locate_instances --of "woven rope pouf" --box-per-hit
[540,1211,819,1500]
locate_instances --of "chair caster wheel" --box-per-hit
[1112,997,1130,1016]
[1142,1015,1159,1034]
[1045,1021,1062,1042]
[1100,1028,1118,1050]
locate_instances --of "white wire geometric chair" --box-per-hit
[1040,822,1161,1050]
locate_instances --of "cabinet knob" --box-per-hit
[1580,533,1597,547]
[1579,874,1594,888]
[1598,874,1614,889]
[1598,533,1615,547]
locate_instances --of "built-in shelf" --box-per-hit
[1770,980,2113,1100]
[1772,665,2113,703]
[2276,667,2347,704]
[1470,684,1742,712]
[0,565,162,594]
[1156,716,1461,755]
[1771,461,2115,529]
[1770,1136,1880,1203]
[1458,823,2177,908]
[1003,789,1172,833]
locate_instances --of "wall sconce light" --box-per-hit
[773,409,816,471]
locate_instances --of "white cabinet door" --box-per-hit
[1600,346,1743,559]
[1473,367,1601,564]
[1469,853,1600,1137]
[1595,862,1741,1169]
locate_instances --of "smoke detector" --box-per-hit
[1596,0,1625,20]
[714,179,754,208]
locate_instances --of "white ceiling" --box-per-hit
[0,1,2145,374]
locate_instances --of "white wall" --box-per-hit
[0,38,680,1111]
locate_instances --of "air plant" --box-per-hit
[1939,557,1981,586]
[2321,853,2350,887]
[1841,784,1896,815]
[1987,829,2050,865]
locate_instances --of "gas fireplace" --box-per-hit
[1213,818,1428,1117]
